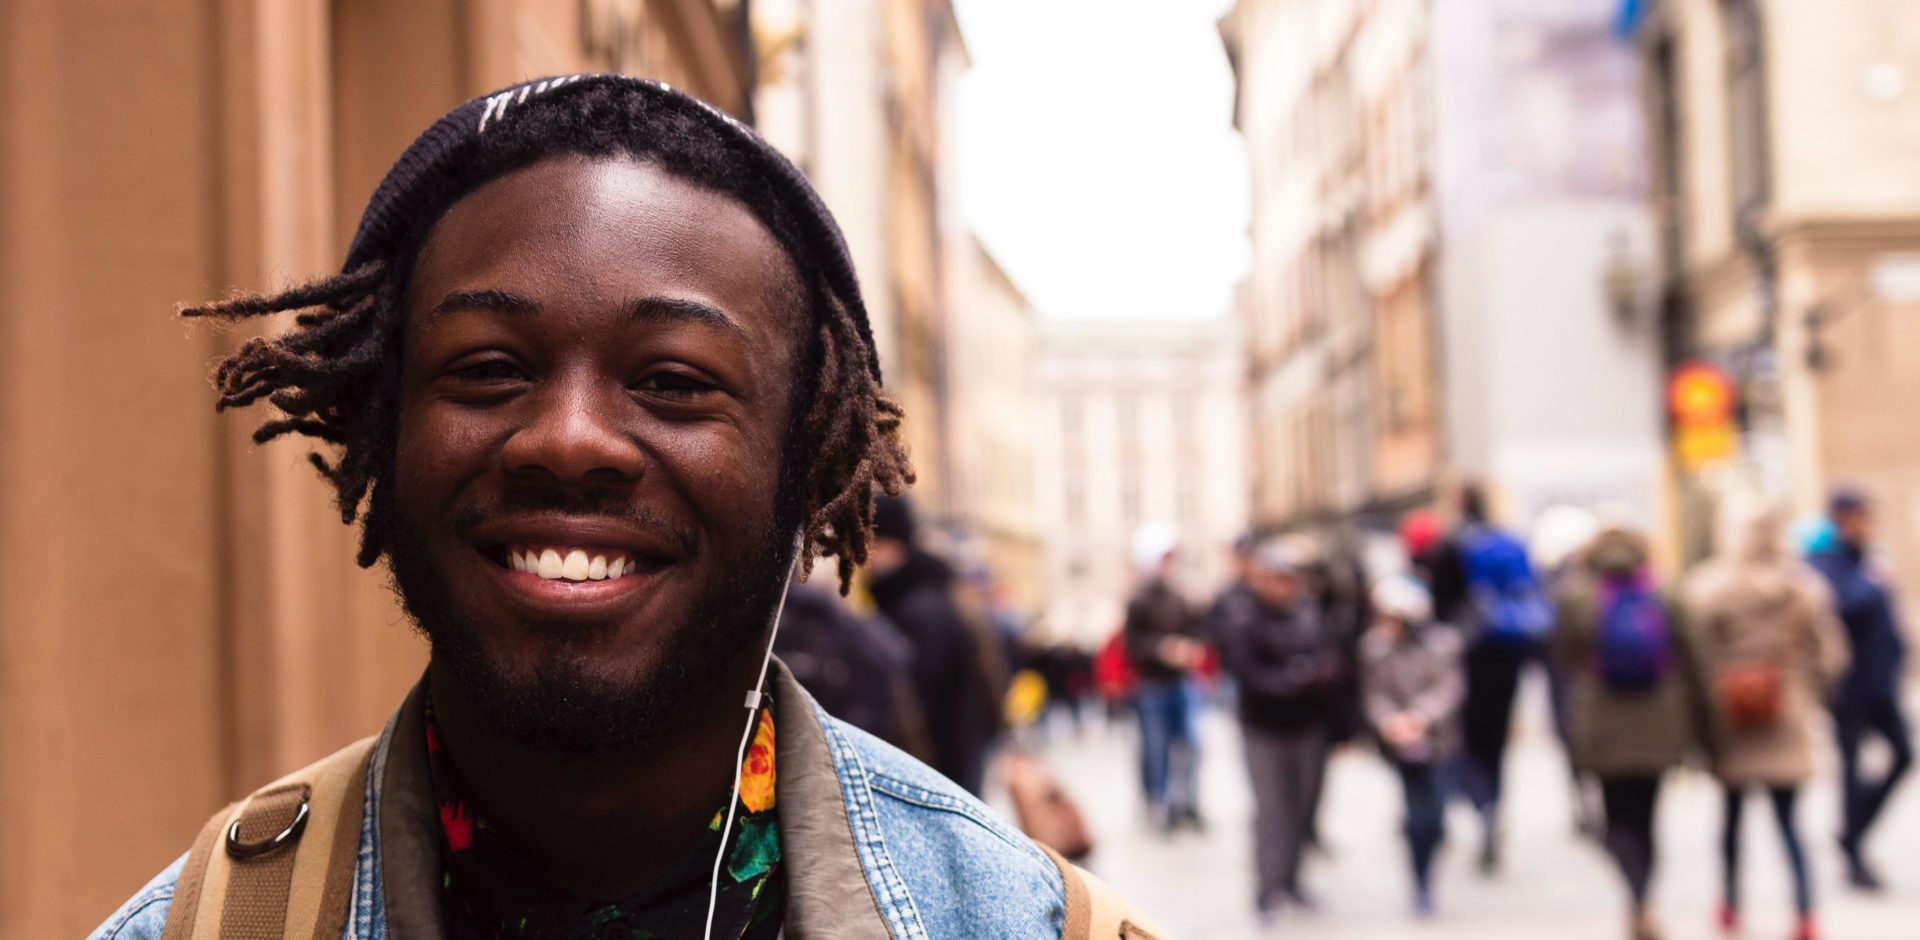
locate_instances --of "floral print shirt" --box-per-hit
[425,698,784,940]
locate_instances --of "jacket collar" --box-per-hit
[369,660,895,939]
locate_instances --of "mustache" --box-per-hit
[449,484,699,558]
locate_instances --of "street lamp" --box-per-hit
[1804,253,1920,372]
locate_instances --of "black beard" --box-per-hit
[388,487,792,765]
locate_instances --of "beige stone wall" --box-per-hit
[0,2,751,933]
[1651,0,1920,606]
[1764,1,1920,222]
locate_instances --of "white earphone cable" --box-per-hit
[703,532,804,940]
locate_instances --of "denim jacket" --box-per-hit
[90,661,1071,940]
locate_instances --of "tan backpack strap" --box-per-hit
[162,737,377,940]
[158,802,237,940]
[1041,845,1171,940]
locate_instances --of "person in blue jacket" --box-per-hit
[1806,487,1911,891]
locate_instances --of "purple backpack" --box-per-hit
[1594,572,1672,692]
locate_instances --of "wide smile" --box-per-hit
[478,542,673,613]
[464,516,688,617]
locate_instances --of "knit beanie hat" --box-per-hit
[341,72,882,383]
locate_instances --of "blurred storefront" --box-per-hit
[0,2,752,932]
[1637,0,1920,597]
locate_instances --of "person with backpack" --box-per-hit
[1449,483,1555,874]
[1683,499,1848,940]
[1553,525,1706,940]
[1360,575,1465,919]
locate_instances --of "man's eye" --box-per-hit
[446,359,525,382]
[633,371,717,398]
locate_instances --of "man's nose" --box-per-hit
[501,376,646,484]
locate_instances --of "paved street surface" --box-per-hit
[994,676,1920,939]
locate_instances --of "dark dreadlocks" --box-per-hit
[181,75,911,592]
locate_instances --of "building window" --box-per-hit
[1061,393,1082,436]
[1723,0,1768,242]
[1651,35,1687,278]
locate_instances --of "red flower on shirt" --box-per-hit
[440,800,474,852]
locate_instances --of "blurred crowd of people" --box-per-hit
[774,484,1912,940]
[1099,482,1910,940]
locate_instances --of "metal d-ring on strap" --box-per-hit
[225,794,311,859]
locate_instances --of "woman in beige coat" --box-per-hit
[1682,502,1848,940]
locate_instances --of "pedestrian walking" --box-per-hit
[1359,575,1464,919]
[1805,487,1912,891]
[1446,483,1556,873]
[1124,521,1207,829]
[1553,525,1705,940]
[1683,500,1849,940]
[868,495,1005,796]
[1215,540,1351,918]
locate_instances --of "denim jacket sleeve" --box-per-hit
[86,854,184,940]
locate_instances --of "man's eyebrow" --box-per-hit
[427,288,538,319]
[629,296,748,339]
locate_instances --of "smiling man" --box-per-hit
[90,76,1157,940]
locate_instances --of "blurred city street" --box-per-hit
[20,0,1920,935]
[1004,679,1920,940]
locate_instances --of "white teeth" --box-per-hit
[509,546,638,581]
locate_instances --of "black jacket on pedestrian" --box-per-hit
[774,579,930,760]
[1417,537,1470,628]
[1214,590,1348,732]
[1809,544,1908,707]
[870,548,999,795]
[1124,579,1198,684]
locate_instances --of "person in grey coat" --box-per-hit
[1216,540,1349,918]
[1359,574,1464,919]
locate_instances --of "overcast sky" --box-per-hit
[952,0,1249,322]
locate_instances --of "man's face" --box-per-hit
[1251,568,1298,609]
[1836,506,1873,547]
[390,155,802,759]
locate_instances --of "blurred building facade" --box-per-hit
[752,0,969,529]
[754,0,1042,602]
[1224,0,1666,547]
[944,237,1043,608]
[1638,0,1920,599]
[1033,319,1249,648]
[1220,0,1446,538]
[0,3,753,933]
[1429,0,1664,532]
